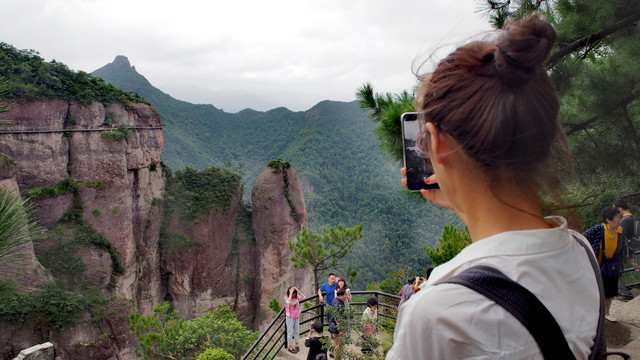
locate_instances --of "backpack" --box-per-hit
[629,217,640,252]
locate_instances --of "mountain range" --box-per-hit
[92,55,461,288]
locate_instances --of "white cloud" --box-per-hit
[1,0,493,111]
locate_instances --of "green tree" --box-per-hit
[359,1,640,229]
[481,1,640,226]
[129,302,257,360]
[288,224,364,290]
[366,268,407,295]
[196,348,234,360]
[424,225,471,267]
[0,76,10,113]
[356,83,416,162]
[176,304,257,360]
[268,298,281,314]
[129,302,184,360]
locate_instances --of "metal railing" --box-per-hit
[242,291,400,360]
[622,250,640,287]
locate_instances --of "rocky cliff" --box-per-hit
[0,100,311,358]
[0,99,165,358]
[252,166,310,328]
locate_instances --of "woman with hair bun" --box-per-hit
[387,14,602,359]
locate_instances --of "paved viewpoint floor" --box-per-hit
[608,295,640,358]
[276,297,640,360]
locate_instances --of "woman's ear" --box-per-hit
[425,122,448,165]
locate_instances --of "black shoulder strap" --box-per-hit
[573,233,607,360]
[443,265,577,360]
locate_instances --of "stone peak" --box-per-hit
[112,55,136,72]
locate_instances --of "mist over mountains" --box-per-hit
[163,83,316,113]
[92,55,460,288]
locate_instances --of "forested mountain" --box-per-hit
[92,56,460,288]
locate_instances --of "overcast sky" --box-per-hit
[2,0,493,112]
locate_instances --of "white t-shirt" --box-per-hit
[386,216,600,360]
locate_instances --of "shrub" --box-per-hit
[424,225,471,266]
[169,167,241,223]
[101,126,131,142]
[130,302,257,360]
[196,348,234,360]
[0,282,89,329]
[268,298,281,314]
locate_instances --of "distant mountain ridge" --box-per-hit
[92,56,460,288]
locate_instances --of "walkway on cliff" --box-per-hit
[0,126,163,134]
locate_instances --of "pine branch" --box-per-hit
[563,89,640,136]
[548,11,640,68]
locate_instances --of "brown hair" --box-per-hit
[415,14,567,190]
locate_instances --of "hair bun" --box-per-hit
[494,13,557,84]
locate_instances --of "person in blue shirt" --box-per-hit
[317,273,338,306]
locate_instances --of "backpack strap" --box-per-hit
[573,233,607,360]
[443,265,577,360]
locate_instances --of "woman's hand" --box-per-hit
[400,168,467,223]
[400,168,451,209]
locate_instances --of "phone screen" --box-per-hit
[401,112,438,190]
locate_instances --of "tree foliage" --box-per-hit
[196,348,234,360]
[0,76,10,113]
[166,166,242,224]
[359,0,640,233]
[129,302,257,360]
[366,268,407,295]
[356,83,416,162]
[0,43,147,105]
[0,282,90,329]
[289,224,364,290]
[424,225,472,267]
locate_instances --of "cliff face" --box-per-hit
[251,167,312,329]
[0,99,165,358]
[0,100,311,358]
[0,100,165,305]
[162,186,259,323]
[161,166,313,329]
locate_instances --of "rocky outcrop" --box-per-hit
[0,100,164,358]
[161,168,313,328]
[251,167,312,329]
[12,342,54,360]
[163,186,259,322]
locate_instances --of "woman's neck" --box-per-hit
[459,184,549,242]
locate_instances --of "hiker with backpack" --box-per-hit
[613,198,637,300]
[583,207,627,323]
[614,198,640,253]
[387,14,606,360]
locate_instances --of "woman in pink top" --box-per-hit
[284,285,305,353]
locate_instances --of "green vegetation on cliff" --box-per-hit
[0,43,147,105]
[166,166,242,224]
[159,166,242,259]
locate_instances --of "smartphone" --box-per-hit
[401,112,438,191]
